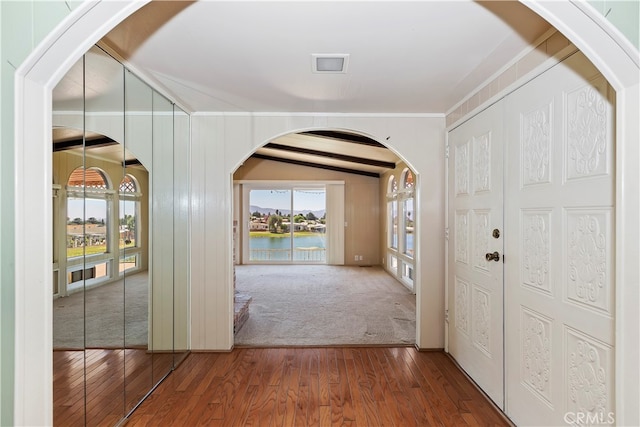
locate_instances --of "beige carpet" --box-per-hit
[234,265,416,346]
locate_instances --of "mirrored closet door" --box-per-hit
[52,45,190,426]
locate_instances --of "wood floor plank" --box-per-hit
[335,349,356,423]
[98,347,511,427]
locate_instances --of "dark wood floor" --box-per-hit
[125,347,510,426]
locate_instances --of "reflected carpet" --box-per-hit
[53,272,148,349]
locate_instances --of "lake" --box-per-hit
[250,234,326,261]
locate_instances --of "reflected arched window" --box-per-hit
[119,174,137,193]
[66,167,110,260]
[68,167,109,189]
[119,174,140,272]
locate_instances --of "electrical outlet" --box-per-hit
[354,255,358,261]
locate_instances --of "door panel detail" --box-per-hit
[565,327,613,420]
[566,77,610,180]
[522,210,552,294]
[455,142,470,195]
[472,285,492,357]
[473,133,492,192]
[521,307,553,404]
[455,210,470,264]
[565,208,613,314]
[522,102,553,186]
[455,277,470,336]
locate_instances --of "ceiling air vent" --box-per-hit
[312,54,349,73]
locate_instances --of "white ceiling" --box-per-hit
[102,0,551,114]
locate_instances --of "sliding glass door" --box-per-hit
[248,187,326,263]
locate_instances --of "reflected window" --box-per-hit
[119,174,138,249]
[119,174,141,273]
[66,167,110,259]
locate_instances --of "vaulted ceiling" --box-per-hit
[57,1,552,176]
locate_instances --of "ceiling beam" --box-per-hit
[53,136,118,152]
[300,130,386,148]
[263,143,396,169]
[123,159,142,167]
[252,154,380,178]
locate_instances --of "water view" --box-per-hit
[250,234,326,262]
[249,188,326,262]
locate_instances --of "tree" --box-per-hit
[251,211,262,218]
[306,212,317,221]
[268,214,282,233]
[294,214,306,223]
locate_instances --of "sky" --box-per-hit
[68,189,326,220]
[67,198,107,220]
[67,199,133,220]
[250,189,326,212]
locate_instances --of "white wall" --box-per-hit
[190,113,446,350]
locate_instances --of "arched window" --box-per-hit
[65,167,111,290]
[119,174,141,273]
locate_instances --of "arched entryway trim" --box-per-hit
[13,1,638,425]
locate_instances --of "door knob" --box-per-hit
[485,251,500,262]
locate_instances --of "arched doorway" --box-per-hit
[231,129,419,346]
[12,1,638,425]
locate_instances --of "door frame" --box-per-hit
[12,1,639,425]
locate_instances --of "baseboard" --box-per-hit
[414,344,445,352]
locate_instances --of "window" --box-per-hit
[385,168,416,291]
[387,176,398,250]
[402,169,414,258]
[247,186,327,263]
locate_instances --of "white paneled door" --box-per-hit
[448,100,505,407]
[448,51,616,425]
[504,53,615,426]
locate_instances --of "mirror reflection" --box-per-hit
[52,45,189,426]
